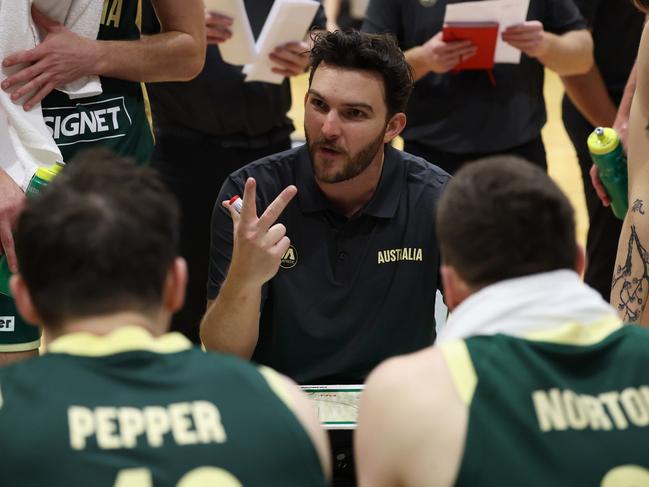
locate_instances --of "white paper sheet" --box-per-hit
[243,0,319,84]
[204,0,256,65]
[445,0,531,64]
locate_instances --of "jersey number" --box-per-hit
[601,465,649,486]
[114,467,243,486]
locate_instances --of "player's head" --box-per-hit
[633,0,649,13]
[436,156,582,309]
[11,149,186,330]
[308,30,413,119]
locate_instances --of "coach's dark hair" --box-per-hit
[436,156,577,288]
[308,30,413,117]
[14,149,180,327]
[633,0,649,12]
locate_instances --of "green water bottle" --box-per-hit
[587,127,628,220]
[0,162,64,296]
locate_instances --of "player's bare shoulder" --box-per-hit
[357,347,468,487]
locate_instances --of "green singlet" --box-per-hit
[0,0,155,353]
[441,319,649,487]
[41,0,154,165]
[0,328,327,486]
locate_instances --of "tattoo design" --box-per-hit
[612,225,649,322]
[632,199,646,215]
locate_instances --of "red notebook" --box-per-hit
[442,22,499,72]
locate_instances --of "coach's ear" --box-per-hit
[383,112,407,144]
[9,274,42,326]
[440,265,472,312]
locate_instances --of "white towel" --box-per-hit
[0,0,103,189]
[437,270,620,343]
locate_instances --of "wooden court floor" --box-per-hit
[289,70,590,247]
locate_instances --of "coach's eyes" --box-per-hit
[310,98,327,111]
[345,109,366,119]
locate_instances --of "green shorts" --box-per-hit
[0,294,41,352]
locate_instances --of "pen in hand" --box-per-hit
[228,195,243,213]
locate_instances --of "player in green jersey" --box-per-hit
[0,149,331,486]
[356,157,649,486]
[0,0,206,364]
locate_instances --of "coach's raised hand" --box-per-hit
[225,178,297,287]
[201,178,297,358]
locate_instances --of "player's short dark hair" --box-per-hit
[308,30,413,117]
[436,156,577,288]
[14,149,180,327]
[633,0,649,12]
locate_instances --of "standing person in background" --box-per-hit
[561,0,644,301]
[362,0,593,175]
[0,150,331,487]
[611,0,649,324]
[141,0,326,344]
[0,0,206,365]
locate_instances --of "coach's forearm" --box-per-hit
[200,278,261,359]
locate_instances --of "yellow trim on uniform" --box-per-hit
[523,315,623,346]
[141,82,155,140]
[258,365,296,412]
[135,0,155,139]
[47,326,191,356]
[136,0,142,31]
[0,339,41,353]
[439,340,478,406]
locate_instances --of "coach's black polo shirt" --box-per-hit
[208,144,450,384]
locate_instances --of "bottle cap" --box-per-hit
[587,127,620,155]
[34,162,64,182]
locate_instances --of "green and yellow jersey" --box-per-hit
[442,319,649,487]
[0,297,40,353]
[41,0,154,165]
[0,327,327,487]
[0,0,155,354]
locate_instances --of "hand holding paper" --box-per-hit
[204,0,256,64]
[501,20,546,58]
[444,0,531,64]
[243,0,319,84]
[424,31,477,74]
[442,22,499,73]
[269,41,310,77]
[205,10,233,45]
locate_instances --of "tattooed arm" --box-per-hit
[611,22,649,324]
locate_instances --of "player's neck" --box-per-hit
[317,150,385,218]
[49,311,166,341]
